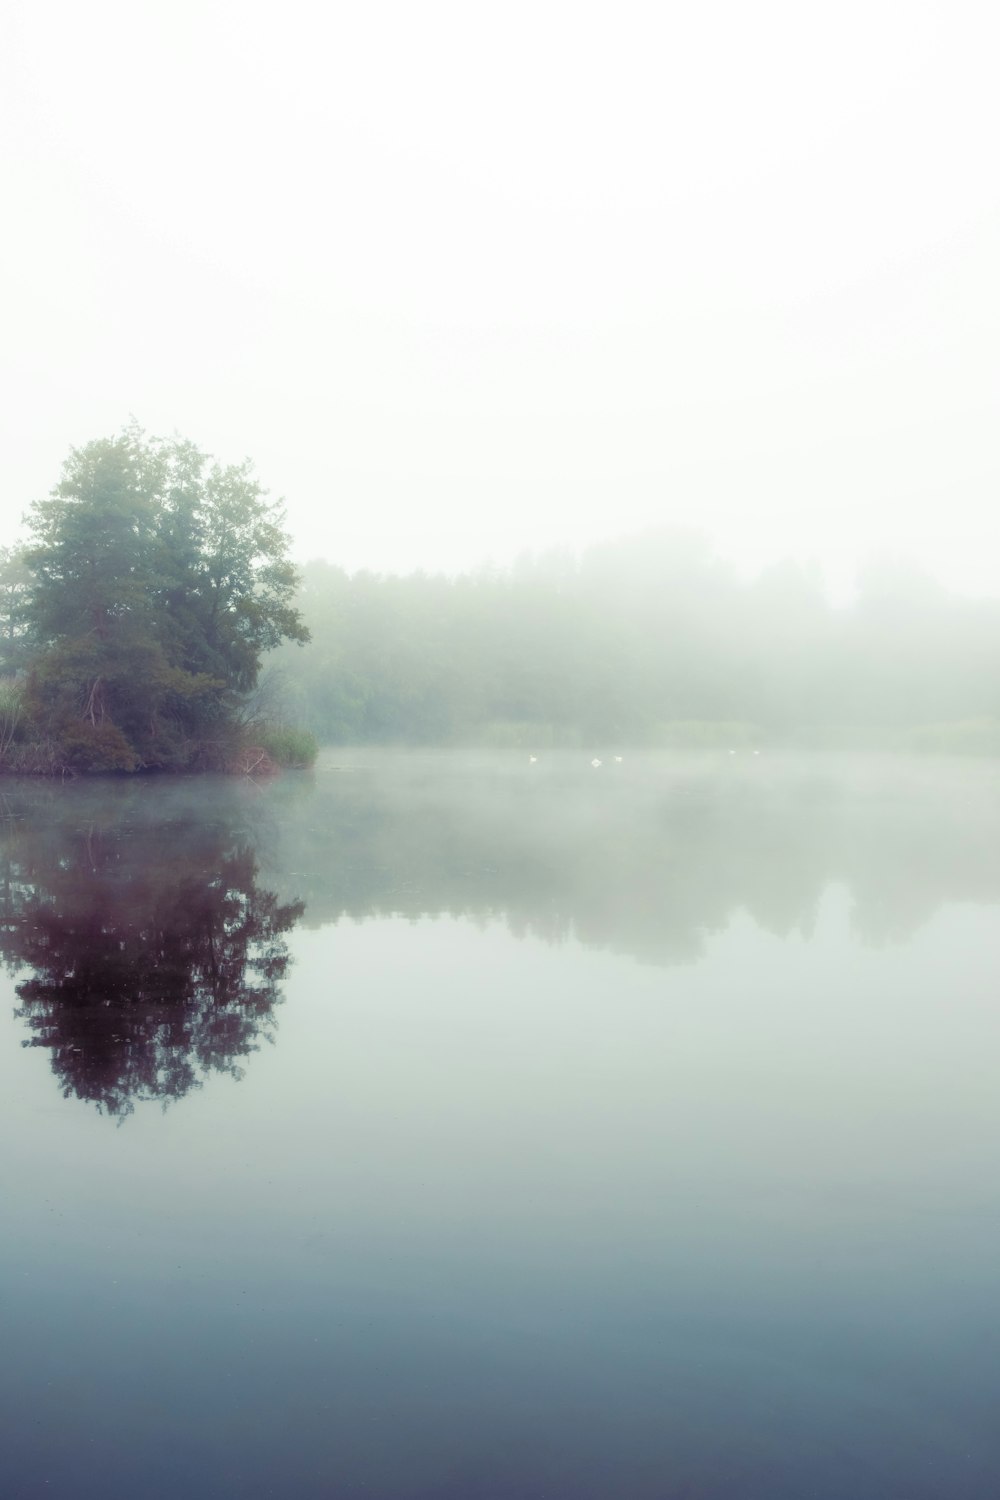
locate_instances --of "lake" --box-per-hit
[2,749,999,1499]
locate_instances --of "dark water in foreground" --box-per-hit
[2,750,999,1499]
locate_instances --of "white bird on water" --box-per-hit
[529,755,537,763]
[591,757,602,768]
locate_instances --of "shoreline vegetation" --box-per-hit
[0,674,319,775]
[262,542,1000,759]
[3,699,999,776]
[0,425,315,776]
[3,428,1000,774]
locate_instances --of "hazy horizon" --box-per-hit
[5,1,999,599]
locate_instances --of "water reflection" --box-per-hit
[3,753,1000,1112]
[3,756,998,1497]
[0,781,304,1116]
[265,751,1000,964]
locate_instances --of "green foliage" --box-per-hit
[47,720,140,773]
[0,679,25,764]
[0,547,32,675]
[252,723,319,768]
[903,718,1000,756]
[271,540,1000,751]
[14,424,309,773]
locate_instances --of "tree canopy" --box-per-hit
[10,424,309,771]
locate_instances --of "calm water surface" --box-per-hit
[2,750,999,1498]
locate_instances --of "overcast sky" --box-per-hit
[3,0,998,596]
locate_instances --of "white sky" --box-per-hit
[3,0,999,597]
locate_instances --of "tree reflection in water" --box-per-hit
[5,751,1000,1113]
[0,784,304,1117]
[264,751,1000,966]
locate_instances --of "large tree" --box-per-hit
[21,424,309,770]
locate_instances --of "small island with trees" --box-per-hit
[5,423,1000,775]
[0,424,315,774]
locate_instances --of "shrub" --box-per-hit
[0,679,25,764]
[54,720,140,772]
[251,723,319,768]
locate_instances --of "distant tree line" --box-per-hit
[270,536,1000,749]
[6,432,1000,762]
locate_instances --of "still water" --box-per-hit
[1,750,999,1498]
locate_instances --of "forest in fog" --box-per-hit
[4,427,1000,766]
[271,534,1000,750]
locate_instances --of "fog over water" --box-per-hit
[5,3,1000,1495]
[1,753,999,1497]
